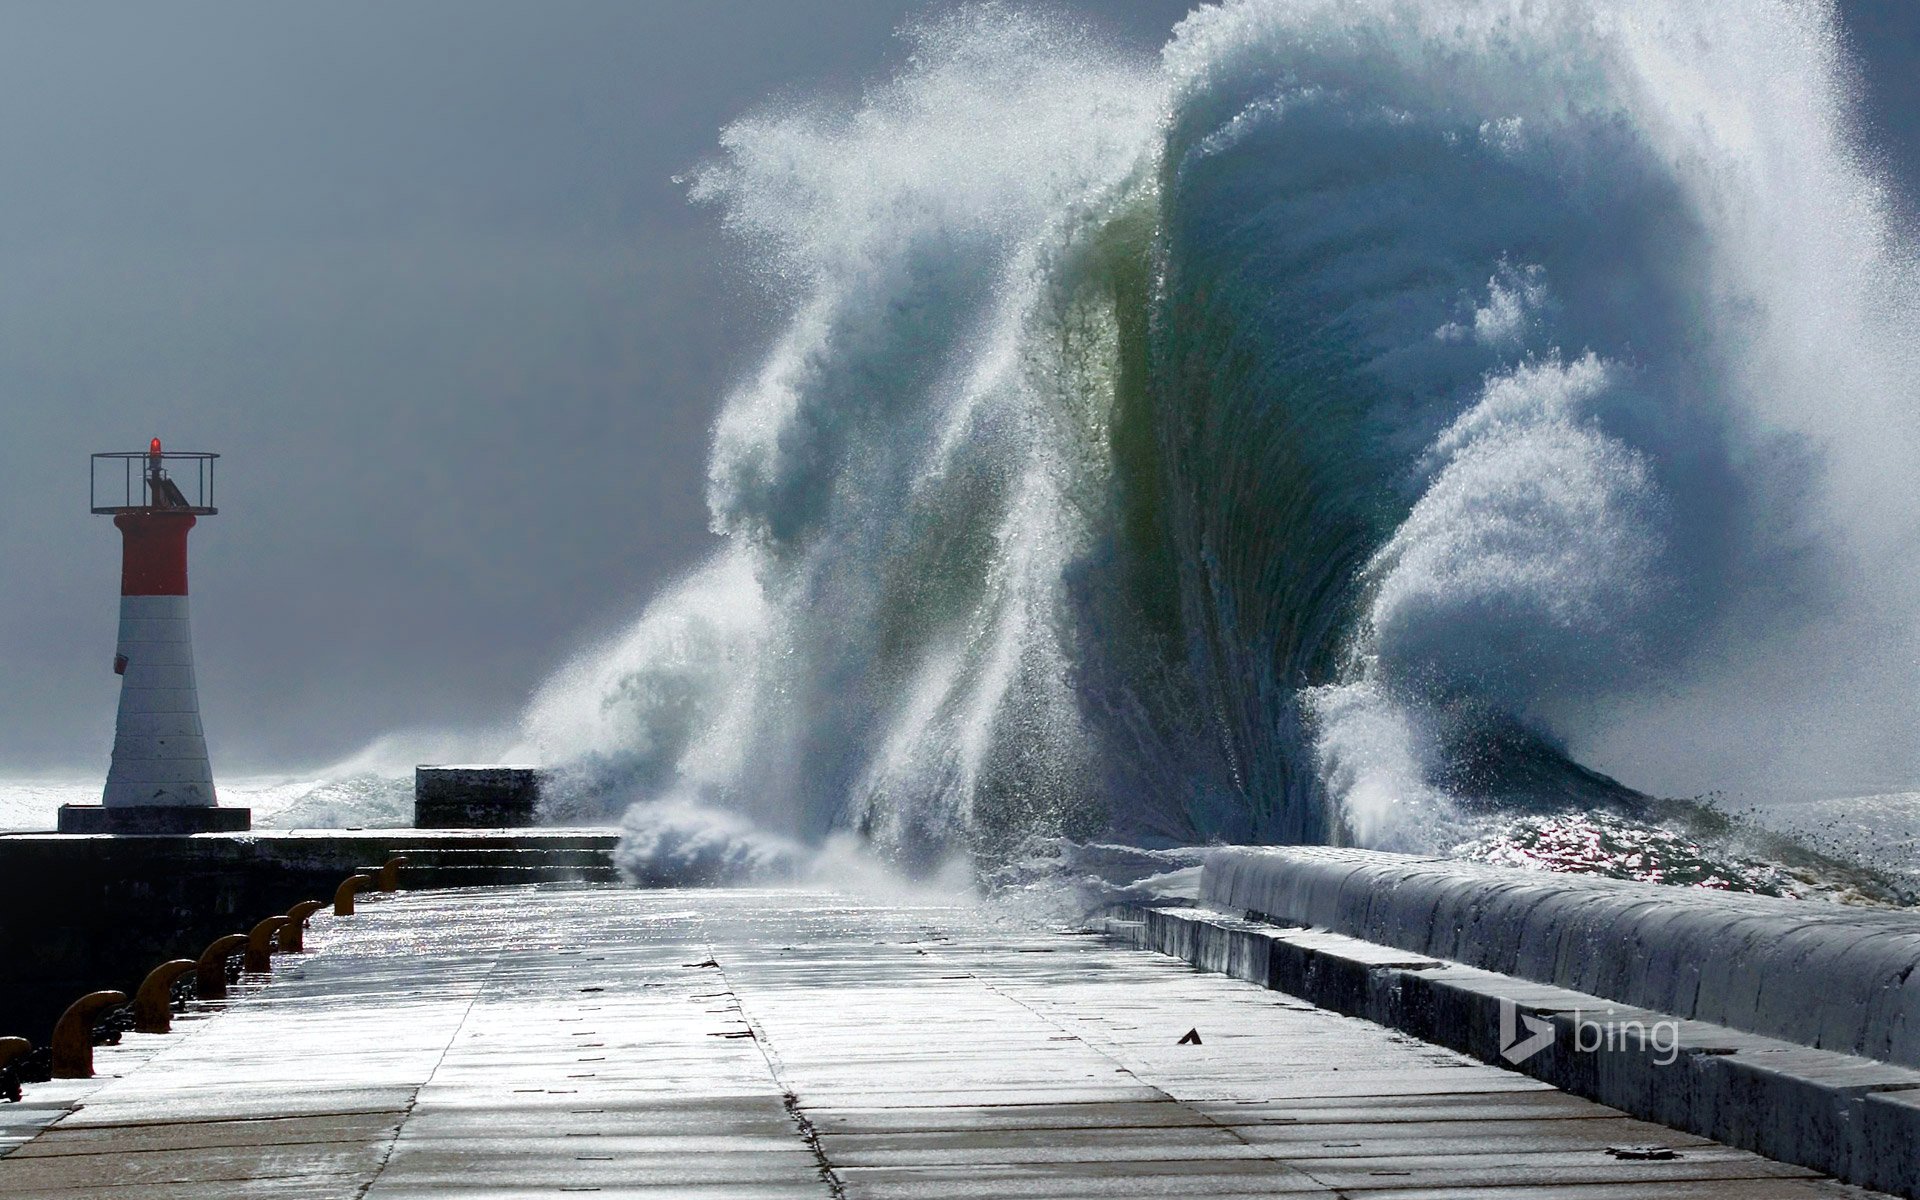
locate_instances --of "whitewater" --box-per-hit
[515,0,1920,890]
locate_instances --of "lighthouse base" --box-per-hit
[56,804,252,835]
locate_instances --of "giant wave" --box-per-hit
[519,0,1920,880]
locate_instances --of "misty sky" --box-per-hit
[1,1,1915,774]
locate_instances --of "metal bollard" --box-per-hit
[196,933,250,1000]
[244,916,288,974]
[0,1036,27,1102]
[51,991,127,1079]
[334,874,374,916]
[132,960,198,1034]
[374,855,410,893]
[277,900,326,953]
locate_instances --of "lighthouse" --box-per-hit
[58,440,249,834]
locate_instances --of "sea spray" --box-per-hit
[521,8,1168,870]
[520,0,1920,879]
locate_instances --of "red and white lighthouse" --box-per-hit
[58,440,249,834]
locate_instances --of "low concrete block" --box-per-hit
[1862,1087,1920,1196]
[413,766,542,828]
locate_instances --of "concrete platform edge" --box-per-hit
[55,804,252,834]
[1201,846,1920,1070]
[1103,904,1920,1198]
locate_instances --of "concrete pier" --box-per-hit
[0,882,1888,1197]
[0,829,617,1047]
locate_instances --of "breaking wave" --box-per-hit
[520,0,1920,875]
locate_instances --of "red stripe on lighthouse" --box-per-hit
[115,511,196,596]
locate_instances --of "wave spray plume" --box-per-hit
[521,0,1920,880]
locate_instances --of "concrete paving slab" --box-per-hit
[834,1159,1333,1198]
[0,883,1898,1198]
[0,1137,392,1191]
[10,1110,407,1157]
[0,1081,100,1155]
[1286,1144,1821,1191]
[804,1099,1217,1134]
[1189,1088,1611,1125]
[8,1171,369,1199]
[1224,1114,1713,1154]
[815,1124,1265,1167]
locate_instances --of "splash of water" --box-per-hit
[520,0,1920,878]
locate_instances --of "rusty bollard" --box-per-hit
[196,933,250,1000]
[132,960,198,1034]
[277,900,326,953]
[51,991,127,1079]
[1,1036,32,1101]
[334,874,374,916]
[374,856,409,893]
[244,916,288,974]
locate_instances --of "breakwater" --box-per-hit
[1115,846,1920,1197]
[0,829,616,1045]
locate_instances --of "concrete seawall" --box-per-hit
[0,829,617,1045]
[1205,846,1920,1069]
[1122,846,1920,1196]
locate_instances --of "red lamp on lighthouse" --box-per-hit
[58,440,249,834]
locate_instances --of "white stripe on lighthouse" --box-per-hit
[103,593,216,808]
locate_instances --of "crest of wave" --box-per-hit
[1164,0,1920,842]
[517,0,1920,874]
[516,7,1167,875]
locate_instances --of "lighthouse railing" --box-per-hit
[90,450,218,515]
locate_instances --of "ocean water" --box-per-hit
[0,775,413,833]
[503,0,1920,894]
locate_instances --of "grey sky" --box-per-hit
[0,1,1913,773]
[0,1,1194,772]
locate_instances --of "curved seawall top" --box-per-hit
[1203,846,1920,1069]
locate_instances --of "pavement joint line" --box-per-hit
[346,910,521,1200]
[691,924,844,1200]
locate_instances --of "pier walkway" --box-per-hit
[0,884,1885,1198]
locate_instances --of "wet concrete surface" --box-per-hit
[0,883,1890,1197]
[0,828,617,1044]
